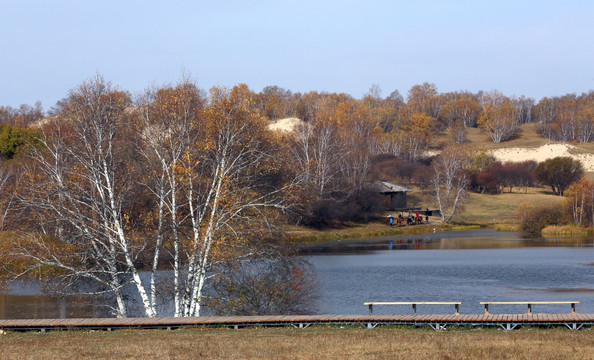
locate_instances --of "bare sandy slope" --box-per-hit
[491,144,594,171]
[267,117,302,132]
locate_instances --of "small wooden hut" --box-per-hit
[374,181,411,210]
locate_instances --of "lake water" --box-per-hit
[1,230,593,318]
[309,247,593,315]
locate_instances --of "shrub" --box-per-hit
[0,124,41,159]
[470,172,498,194]
[535,157,584,195]
[208,257,319,316]
[516,202,567,233]
[303,187,384,227]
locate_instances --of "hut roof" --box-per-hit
[374,181,411,193]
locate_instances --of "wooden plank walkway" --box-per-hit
[0,313,592,331]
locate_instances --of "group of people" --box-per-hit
[387,212,429,226]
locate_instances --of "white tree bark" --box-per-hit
[432,145,472,223]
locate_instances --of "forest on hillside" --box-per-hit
[2,80,594,224]
[1,76,594,317]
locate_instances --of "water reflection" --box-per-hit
[0,294,109,319]
[299,230,594,255]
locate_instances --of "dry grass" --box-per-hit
[404,185,565,227]
[0,326,591,359]
[435,123,594,160]
[285,221,453,243]
[433,123,550,150]
[455,189,564,225]
[541,224,593,236]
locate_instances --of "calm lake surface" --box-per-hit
[1,230,593,318]
[306,230,594,315]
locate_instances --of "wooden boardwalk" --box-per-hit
[1,313,592,331]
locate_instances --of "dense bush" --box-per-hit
[304,187,384,227]
[470,172,498,193]
[470,160,537,194]
[208,257,318,316]
[516,203,567,233]
[371,155,435,186]
[0,124,40,159]
[535,157,584,195]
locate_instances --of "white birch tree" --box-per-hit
[178,84,290,316]
[14,78,299,318]
[432,145,472,223]
[137,83,291,317]
[0,163,15,230]
[20,76,156,317]
[289,119,345,198]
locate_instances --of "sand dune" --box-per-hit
[267,117,302,132]
[491,144,594,171]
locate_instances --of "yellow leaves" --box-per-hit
[470,146,495,173]
[401,112,434,138]
[371,125,384,137]
[476,104,491,128]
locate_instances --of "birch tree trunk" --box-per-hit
[432,145,472,223]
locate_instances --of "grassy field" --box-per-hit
[0,326,591,360]
[408,184,565,226]
[456,188,565,225]
[432,123,548,150]
[284,220,463,243]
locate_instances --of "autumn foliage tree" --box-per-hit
[13,76,299,318]
[441,96,482,128]
[173,83,293,317]
[564,178,594,227]
[533,91,594,143]
[0,102,44,127]
[477,97,519,143]
[400,111,434,161]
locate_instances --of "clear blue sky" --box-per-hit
[1,0,593,109]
